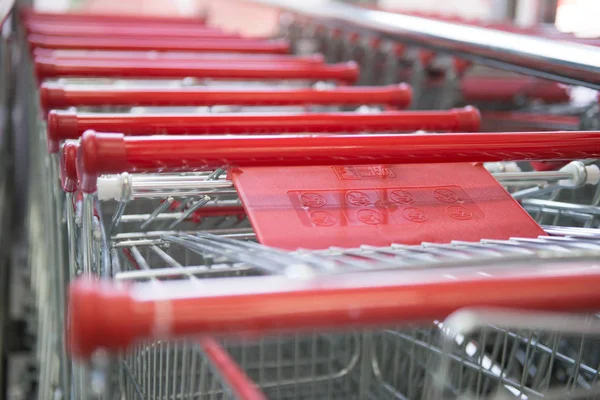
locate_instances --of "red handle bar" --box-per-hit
[46,106,478,153]
[68,262,600,359]
[40,83,409,113]
[76,130,600,193]
[33,48,324,64]
[461,77,570,103]
[26,22,240,40]
[61,142,78,192]
[34,58,357,83]
[21,8,206,26]
[25,22,236,40]
[28,35,289,54]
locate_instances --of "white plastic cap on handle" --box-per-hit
[484,161,521,174]
[558,161,600,188]
[97,175,125,201]
[585,164,600,186]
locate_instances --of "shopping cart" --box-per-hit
[60,83,600,398]
[14,2,600,400]
[26,12,488,400]
[57,128,600,400]
[20,10,369,400]
[67,234,600,400]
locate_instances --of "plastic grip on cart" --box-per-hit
[25,23,241,40]
[21,8,207,25]
[47,110,76,153]
[67,266,600,359]
[28,35,290,54]
[34,58,359,83]
[39,83,411,112]
[60,142,78,192]
[461,77,570,103]
[33,48,325,64]
[45,106,479,149]
[76,130,600,193]
[530,161,570,171]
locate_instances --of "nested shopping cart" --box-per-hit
[23,7,488,399]
[20,9,385,400]
[57,128,600,400]
[15,2,600,400]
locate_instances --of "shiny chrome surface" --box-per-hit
[258,0,600,89]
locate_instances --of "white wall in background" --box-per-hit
[33,0,69,12]
[378,0,495,20]
[556,0,600,37]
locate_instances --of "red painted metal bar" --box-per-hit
[28,35,290,54]
[68,262,600,359]
[76,130,600,193]
[60,142,78,193]
[46,106,478,153]
[26,23,244,40]
[33,48,324,63]
[25,22,231,38]
[34,58,357,83]
[482,112,580,130]
[21,8,207,26]
[39,83,410,113]
[198,337,267,400]
[461,76,570,103]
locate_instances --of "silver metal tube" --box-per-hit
[65,192,79,279]
[131,180,233,190]
[49,154,69,400]
[81,193,96,275]
[131,189,239,199]
[494,171,572,182]
[139,197,175,229]
[257,0,600,89]
[524,198,600,215]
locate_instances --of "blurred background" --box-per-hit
[30,0,600,38]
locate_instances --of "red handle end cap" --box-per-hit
[47,109,77,153]
[78,130,127,193]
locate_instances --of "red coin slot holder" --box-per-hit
[231,163,546,250]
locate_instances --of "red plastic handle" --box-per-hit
[22,8,206,26]
[26,23,243,40]
[530,161,570,171]
[28,35,289,54]
[68,264,600,359]
[198,337,267,400]
[39,83,410,113]
[34,58,357,83]
[461,77,570,103]
[30,25,242,40]
[482,112,580,131]
[33,48,323,64]
[60,142,79,192]
[46,106,479,153]
[76,130,600,193]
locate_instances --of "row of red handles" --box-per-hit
[63,130,600,194]
[46,106,480,151]
[26,8,570,105]
[24,8,600,369]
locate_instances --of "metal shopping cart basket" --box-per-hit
[18,10,373,400]
[14,2,600,400]
[67,233,600,400]
[21,8,486,399]
[59,128,600,400]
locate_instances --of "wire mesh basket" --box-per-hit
[12,3,600,400]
